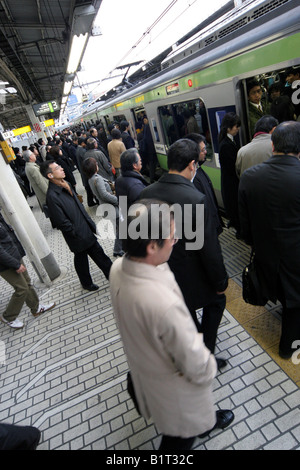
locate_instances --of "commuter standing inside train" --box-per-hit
[247,79,270,137]
[140,139,228,369]
[218,113,241,239]
[109,200,234,450]
[239,121,300,359]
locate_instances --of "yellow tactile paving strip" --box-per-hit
[226,279,300,388]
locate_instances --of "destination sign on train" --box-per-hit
[166,83,180,95]
[32,100,60,116]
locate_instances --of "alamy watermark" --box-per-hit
[291,80,300,106]
[96,197,204,250]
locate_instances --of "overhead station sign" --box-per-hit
[32,100,60,117]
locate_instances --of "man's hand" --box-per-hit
[16,264,26,274]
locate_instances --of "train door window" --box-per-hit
[239,65,300,142]
[113,114,126,124]
[151,118,160,142]
[158,98,212,159]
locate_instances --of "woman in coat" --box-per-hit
[109,200,234,450]
[82,157,123,257]
[218,113,241,237]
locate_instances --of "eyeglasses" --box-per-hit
[193,161,200,169]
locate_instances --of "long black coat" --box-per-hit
[140,173,228,309]
[46,182,97,254]
[193,167,223,235]
[219,136,240,230]
[239,154,300,308]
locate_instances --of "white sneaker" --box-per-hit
[33,302,56,318]
[0,315,24,329]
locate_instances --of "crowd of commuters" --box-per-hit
[1,70,300,449]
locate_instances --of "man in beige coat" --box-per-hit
[107,128,126,177]
[23,149,49,210]
[109,200,234,450]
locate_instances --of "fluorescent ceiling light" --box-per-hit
[63,81,73,96]
[67,33,88,74]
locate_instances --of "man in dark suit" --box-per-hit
[239,121,300,359]
[120,120,135,149]
[40,161,112,291]
[247,79,270,138]
[140,139,228,368]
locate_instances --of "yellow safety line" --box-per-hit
[226,279,300,388]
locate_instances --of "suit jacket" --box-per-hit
[46,181,97,253]
[248,100,270,138]
[109,256,217,437]
[121,131,135,149]
[140,173,228,309]
[239,154,300,307]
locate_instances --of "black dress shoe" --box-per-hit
[216,357,227,369]
[279,348,293,359]
[199,410,235,438]
[82,284,99,291]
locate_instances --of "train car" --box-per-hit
[74,0,300,207]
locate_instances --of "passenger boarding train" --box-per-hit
[73,0,300,207]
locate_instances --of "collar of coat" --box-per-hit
[119,255,175,283]
[158,172,195,186]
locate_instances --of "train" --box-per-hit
[72,0,300,207]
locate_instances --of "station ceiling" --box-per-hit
[0,0,102,130]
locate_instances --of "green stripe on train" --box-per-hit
[114,32,300,110]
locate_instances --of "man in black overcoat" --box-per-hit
[239,121,300,358]
[140,139,228,367]
[40,161,112,291]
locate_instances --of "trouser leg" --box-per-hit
[74,251,93,287]
[200,294,226,354]
[87,241,112,280]
[113,216,123,253]
[159,435,195,451]
[21,265,39,314]
[0,268,32,322]
[279,304,300,355]
[0,423,40,450]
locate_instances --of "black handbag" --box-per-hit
[242,250,268,306]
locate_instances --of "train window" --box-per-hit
[151,118,160,142]
[158,98,212,160]
[113,114,126,123]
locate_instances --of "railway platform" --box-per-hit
[0,171,300,451]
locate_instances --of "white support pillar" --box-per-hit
[0,155,61,284]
